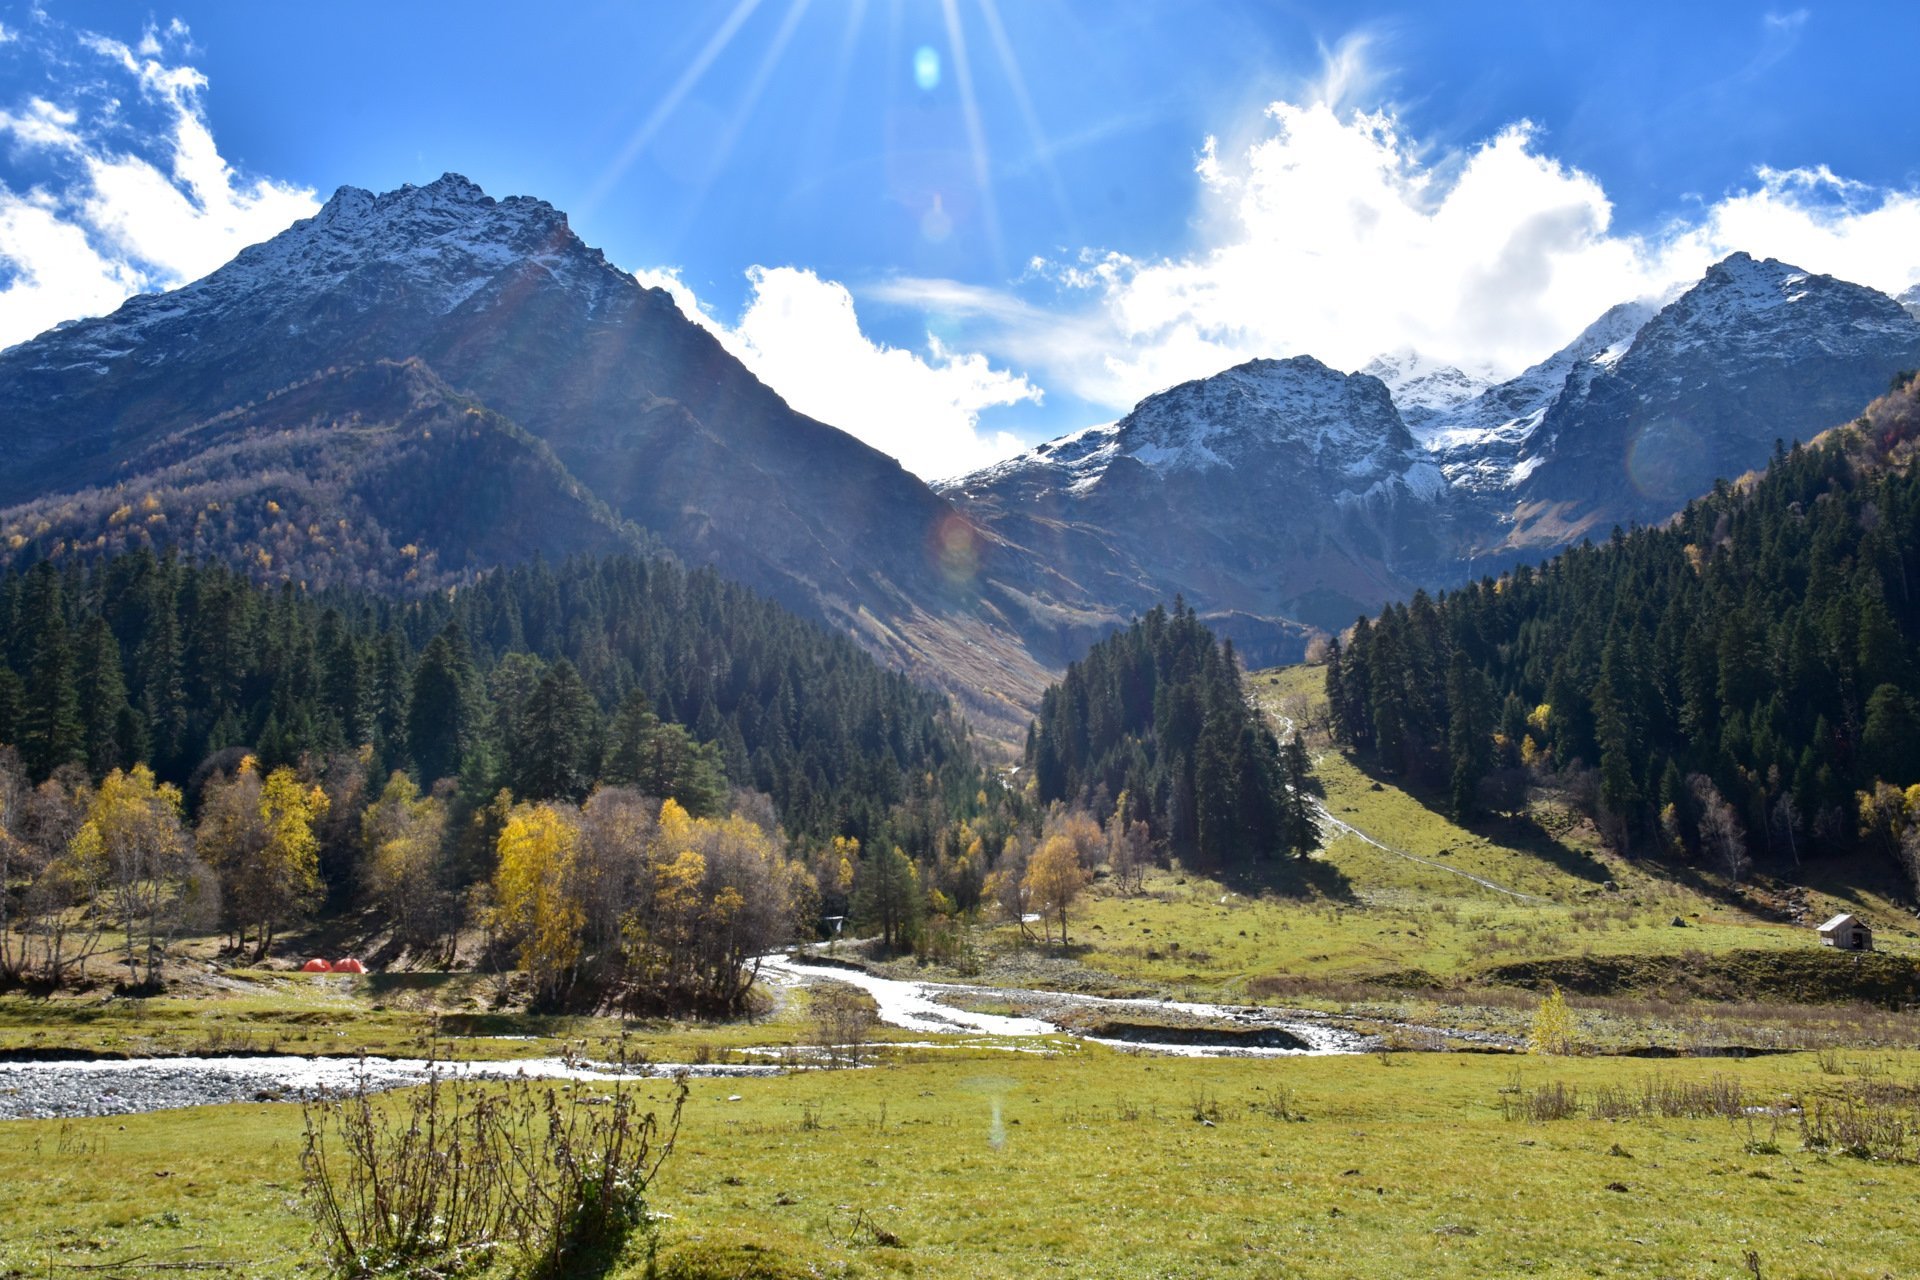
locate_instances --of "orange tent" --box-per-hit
[332,957,368,974]
[300,958,332,973]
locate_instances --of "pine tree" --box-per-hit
[76,617,134,778]
[407,628,474,787]
[22,585,82,778]
[516,659,599,801]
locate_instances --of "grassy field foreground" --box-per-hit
[2,1045,1917,1279]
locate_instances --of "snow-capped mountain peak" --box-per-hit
[1357,349,1492,432]
[16,173,639,372]
[1641,251,1916,360]
[948,355,1426,504]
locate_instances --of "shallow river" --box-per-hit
[0,952,1368,1120]
[754,952,1370,1057]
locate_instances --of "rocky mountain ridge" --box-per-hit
[5,173,1919,728]
[946,253,1920,631]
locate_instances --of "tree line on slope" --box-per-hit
[1328,373,1920,890]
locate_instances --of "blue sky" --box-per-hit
[3,1,1919,477]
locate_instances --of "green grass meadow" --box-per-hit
[4,1046,1918,1279]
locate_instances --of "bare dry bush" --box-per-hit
[300,1055,685,1279]
[810,982,877,1067]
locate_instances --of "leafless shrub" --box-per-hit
[300,1055,685,1279]
[810,982,876,1067]
[1798,1087,1920,1161]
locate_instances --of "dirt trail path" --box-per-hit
[1265,706,1553,905]
[1310,800,1552,904]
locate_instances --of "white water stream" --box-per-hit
[753,952,1370,1058]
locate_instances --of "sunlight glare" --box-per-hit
[977,0,1075,235]
[939,0,1005,270]
[914,45,941,91]
[582,0,766,213]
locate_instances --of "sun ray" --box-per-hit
[580,0,767,216]
[684,0,814,217]
[976,0,1076,239]
[939,0,1005,274]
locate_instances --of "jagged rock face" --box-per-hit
[941,357,1457,642]
[1416,301,1657,500]
[1900,285,1920,322]
[1505,254,1920,544]
[0,174,1071,735]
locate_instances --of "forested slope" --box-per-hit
[0,549,986,849]
[1329,373,1920,885]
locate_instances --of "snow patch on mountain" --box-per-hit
[1408,299,1657,493]
[1899,284,1920,321]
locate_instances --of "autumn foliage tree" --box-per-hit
[491,802,585,1007]
[70,764,198,986]
[490,793,806,1012]
[620,799,807,1011]
[360,773,454,958]
[197,757,328,959]
[1023,834,1091,946]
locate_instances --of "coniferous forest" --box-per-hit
[0,548,983,850]
[1329,373,1920,882]
[1026,600,1320,868]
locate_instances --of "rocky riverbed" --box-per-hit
[0,1054,779,1121]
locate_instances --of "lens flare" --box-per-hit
[913,45,941,91]
[1626,416,1704,505]
[931,512,980,585]
[921,193,953,242]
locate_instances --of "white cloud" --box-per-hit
[0,18,316,349]
[986,71,1920,412]
[0,190,150,342]
[634,264,1041,482]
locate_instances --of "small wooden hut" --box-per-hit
[1817,913,1873,952]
